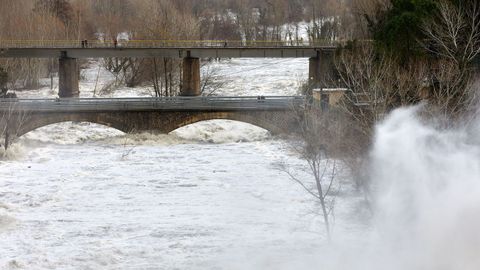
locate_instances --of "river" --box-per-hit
[0,58,364,269]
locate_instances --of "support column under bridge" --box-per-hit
[58,56,80,98]
[181,57,201,96]
[309,49,336,90]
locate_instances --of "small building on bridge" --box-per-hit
[313,88,348,109]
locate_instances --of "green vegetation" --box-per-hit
[367,0,437,61]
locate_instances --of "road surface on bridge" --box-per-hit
[0,40,339,58]
[0,96,306,112]
[0,39,339,48]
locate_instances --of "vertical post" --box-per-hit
[309,49,336,91]
[4,128,9,151]
[309,55,320,89]
[59,56,80,98]
[181,57,201,96]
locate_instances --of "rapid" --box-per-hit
[1,58,480,269]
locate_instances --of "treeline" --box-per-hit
[0,0,349,41]
[343,0,479,119]
[0,0,359,44]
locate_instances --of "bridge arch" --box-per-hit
[10,110,296,140]
[163,111,289,135]
[16,113,131,138]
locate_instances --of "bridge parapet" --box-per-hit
[0,96,306,112]
[0,39,342,49]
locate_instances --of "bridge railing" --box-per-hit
[0,39,342,49]
[0,96,306,112]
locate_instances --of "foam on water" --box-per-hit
[0,144,27,161]
[17,119,270,148]
[172,120,270,143]
[206,58,307,97]
[7,56,480,268]
[0,57,342,269]
[21,122,124,145]
[0,138,360,269]
[0,215,16,231]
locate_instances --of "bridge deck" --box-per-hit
[0,47,331,58]
[0,40,338,58]
[0,96,305,112]
[0,40,339,48]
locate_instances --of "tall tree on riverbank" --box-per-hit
[277,105,350,241]
[422,0,480,70]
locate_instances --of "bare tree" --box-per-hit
[334,44,428,199]
[0,101,29,152]
[200,62,229,96]
[335,45,399,138]
[419,0,480,117]
[424,59,478,120]
[277,105,346,241]
[422,0,480,69]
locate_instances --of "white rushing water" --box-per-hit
[0,58,364,269]
[2,57,480,269]
[0,137,330,269]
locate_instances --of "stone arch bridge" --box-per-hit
[0,97,304,147]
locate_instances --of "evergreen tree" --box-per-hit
[368,0,437,61]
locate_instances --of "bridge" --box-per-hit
[0,96,305,147]
[0,40,338,97]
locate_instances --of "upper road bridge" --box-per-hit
[0,40,338,97]
[0,96,305,147]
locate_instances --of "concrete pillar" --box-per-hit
[59,57,79,98]
[309,49,336,90]
[181,57,201,96]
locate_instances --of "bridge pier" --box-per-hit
[59,56,80,98]
[181,57,201,96]
[309,49,336,90]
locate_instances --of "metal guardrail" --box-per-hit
[0,39,341,49]
[0,96,306,112]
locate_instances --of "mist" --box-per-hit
[328,105,480,270]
